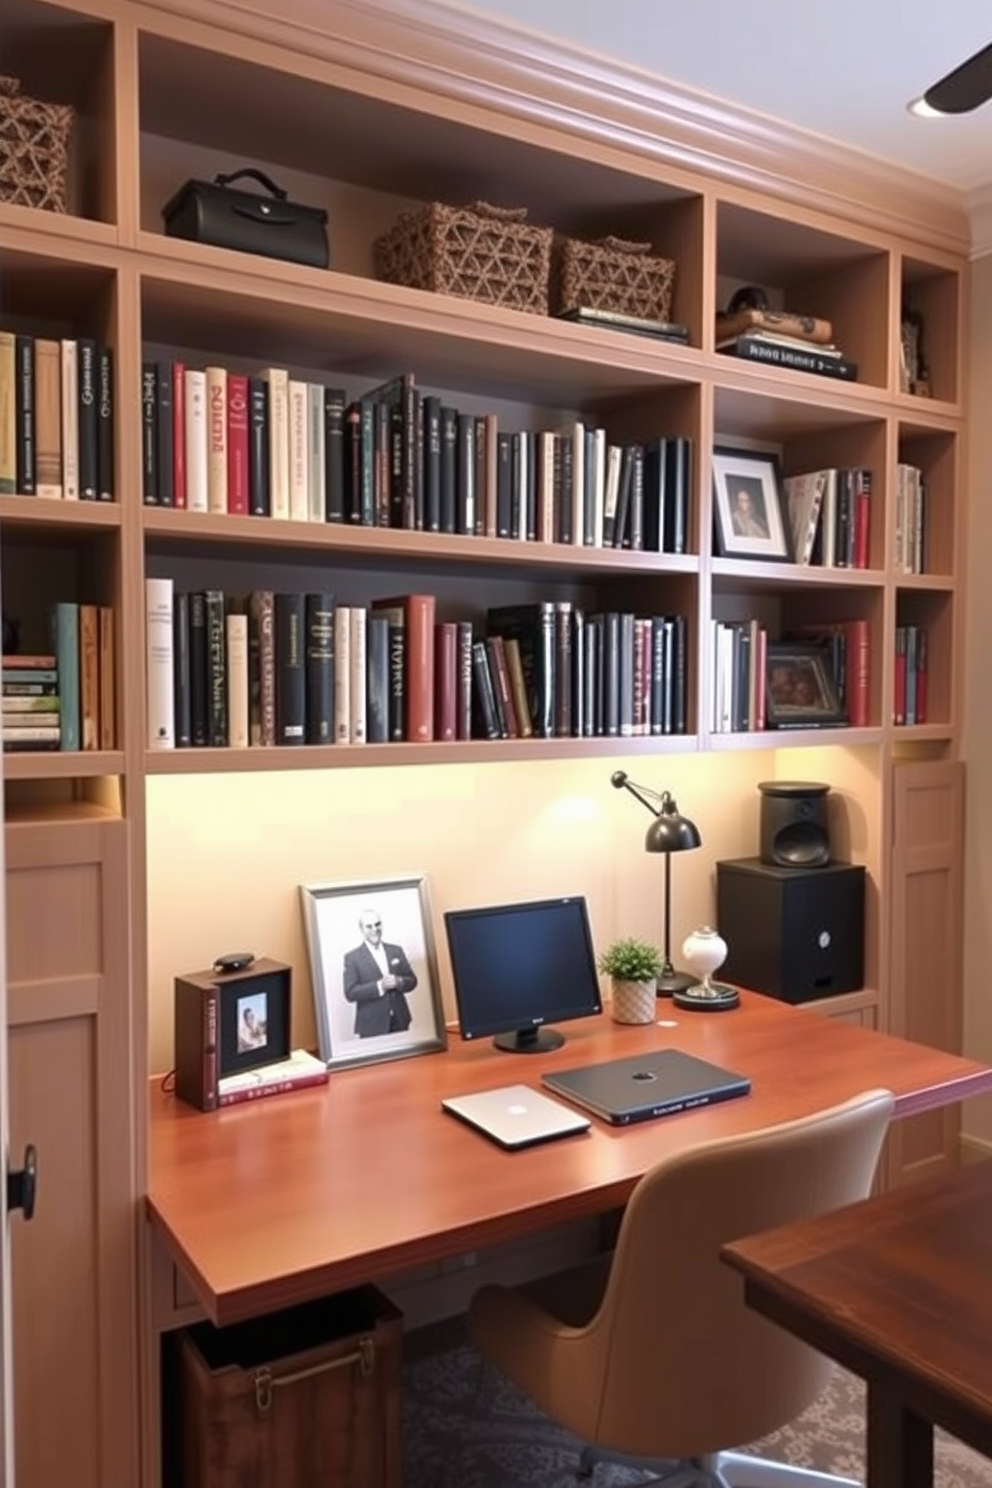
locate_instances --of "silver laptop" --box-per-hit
[441,1084,591,1149]
[542,1050,751,1127]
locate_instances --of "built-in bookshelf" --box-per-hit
[0,1,970,1486]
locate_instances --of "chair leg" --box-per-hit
[714,1451,860,1488]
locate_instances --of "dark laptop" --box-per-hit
[542,1049,751,1126]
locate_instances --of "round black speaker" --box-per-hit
[758,781,831,868]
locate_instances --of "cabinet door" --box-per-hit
[4,816,137,1488]
[885,758,964,1186]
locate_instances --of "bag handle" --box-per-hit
[213,168,288,201]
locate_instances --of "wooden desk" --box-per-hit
[147,993,992,1327]
[722,1159,992,1488]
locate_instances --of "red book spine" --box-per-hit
[853,469,871,569]
[227,373,250,514]
[844,618,870,728]
[217,1069,328,1107]
[915,628,928,724]
[172,360,187,509]
[486,633,518,738]
[403,594,436,742]
[434,621,458,741]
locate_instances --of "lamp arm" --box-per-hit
[610,770,668,819]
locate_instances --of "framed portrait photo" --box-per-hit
[712,447,790,561]
[764,643,848,729]
[299,874,447,1071]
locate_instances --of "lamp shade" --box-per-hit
[644,794,702,855]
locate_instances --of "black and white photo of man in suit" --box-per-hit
[342,907,418,1038]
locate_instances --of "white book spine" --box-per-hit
[592,428,606,547]
[288,379,309,521]
[145,577,175,749]
[349,605,367,744]
[307,382,326,522]
[225,613,249,748]
[205,365,228,514]
[60,338,79,500]
[333,605,351,743]
[184,370,209,512]
[264,368,290,519]
[571,419,585,546]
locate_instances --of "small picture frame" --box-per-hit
[764,643,848,729]
[712,447,790,561]
[299,874,447,1072]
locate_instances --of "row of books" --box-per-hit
[710,617,871,733]
[0,332,115,501]
[2,602,116,752]
[893,463,928,575]
[145,585,691,749]
[140,361,692,554]
[783,467,872,569]
[893,624,928,726]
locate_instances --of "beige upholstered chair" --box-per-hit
[469,1088,894,1488]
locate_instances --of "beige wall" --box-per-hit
[146,743,879,1073]
[962,248,992,1150]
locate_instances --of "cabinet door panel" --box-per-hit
[4,817,137,1488]
[886,758,964,1186]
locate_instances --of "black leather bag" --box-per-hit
[162,168,329,270]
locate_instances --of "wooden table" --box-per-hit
[147,992,992,1327]
[723,1159,992,1488]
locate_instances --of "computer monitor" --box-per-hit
[444,895,603,1053]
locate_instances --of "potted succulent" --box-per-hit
[597,937,664,1025]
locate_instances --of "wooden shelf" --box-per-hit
[0,495,120,533]
[2,750,125,781]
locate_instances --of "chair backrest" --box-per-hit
[587,1088,894,1458]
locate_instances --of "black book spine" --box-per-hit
[522,430,537,542]
[612,445,635,550]
[366,614,391,744]
[626,443,645,551]
[248,377,270,517]
[96,345,114,501]
[188,591,209,746]
[456,412,476,536]
[204,589,227,747]
[582,615,597,738]
[558,432,573,545]
[571,606,585,738]
[473,414,487,536]
[456,620,474,741]
[386,621,405,742]
[141,362,158,504]
[304,592,334,744]
[495,431,512,538]
[439,405,458,534]
[275,592,306,745]
[422,395,442,533]
[323,387,346,523]
[728,336,858,380]
[76,338,98,500]
[173,591,192,747]
[603,611,620,737]
[401,374,418,530]
[664,437,690,554]
[14,334,34,495]
[344,401,362,523]
[470,641,500,739]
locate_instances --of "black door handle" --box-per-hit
[7,1145,37,1221]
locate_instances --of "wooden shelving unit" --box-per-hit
[0,0,970,1484]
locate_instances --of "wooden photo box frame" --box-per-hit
[174,958,292,1111]
[712,447,790,561]
[764,643,847,729]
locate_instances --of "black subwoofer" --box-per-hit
[716,857,865,1004]
[759,780,831,868]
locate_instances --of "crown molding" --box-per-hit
[137,0,970,255]
[967,183,992,259]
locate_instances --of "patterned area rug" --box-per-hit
[403,1343,992,1487]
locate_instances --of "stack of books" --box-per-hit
[715,307,857,381]
[2,654,60,752]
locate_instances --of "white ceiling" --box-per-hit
[452,0,992,195]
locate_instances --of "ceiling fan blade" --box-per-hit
[925,41,992,114]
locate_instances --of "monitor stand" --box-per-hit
[493,1027,565,1054]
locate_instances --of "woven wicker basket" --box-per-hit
[374,200,552,316]
[554,235,676,322]
[0,75,73,213]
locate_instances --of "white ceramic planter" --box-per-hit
[611,978,657,1025]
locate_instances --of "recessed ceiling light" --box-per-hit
[907,95,946,119]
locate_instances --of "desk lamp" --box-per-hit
[611,770,701,997]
